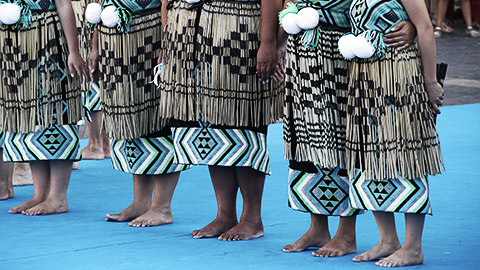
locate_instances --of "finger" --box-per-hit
[383,36,405,44]
[430,101,441,114]
[384,31,403,39]
[385,41,407,48]
[390,21,406,32]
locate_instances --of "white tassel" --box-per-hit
[281,13,301,35]
[0,3,21,25]
[352,34,376,59]
[185,0,201,3]
[295,7,319,30]
[101,6,119,28]
[85,3,102,24]
[338,34,356,60]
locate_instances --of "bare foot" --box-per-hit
[129,207,173,227]
[375,247,423,267]
[283,228,331,252]
[8,196,46,214]
[103,136,111,158]
[22,198,68,215]
[106,203,150,222]
[192,218,238,239]
[312,233,357,257]
[0,184,13,200]
[218,220,264,241]
[81,145,105,160]
[353,240,401,262]
[72,162,79,170]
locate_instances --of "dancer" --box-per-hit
[0,0,89,215]
[159,0,283,240]
[344,0,444,267]
[276,0,416,257]
[89,0,190,227]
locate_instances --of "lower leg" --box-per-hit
[283,214,331,252]
[106,174,154,222]
[435,0,449,27]
[218,167,265,241]
[9,161,50,213]
[313,216,357,257]
[129,172,180,227]
[376,214,425,267]
[352,211,401,262]
[12,162,33,186]
[461,0,473,27]
[23,160,73,215]
[82,111,105,160]
[0,149,14,200]
[192,166,239,238]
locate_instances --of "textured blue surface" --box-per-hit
[1,103,479,270]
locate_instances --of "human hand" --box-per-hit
[69,52,90,83]
[88,48,100,82]
[425,81,444,114]
[273,45,286,82]
[256,42,277,82]
[384,21,416,50]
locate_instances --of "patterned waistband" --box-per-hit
[102,0,161,13]
[20,0,55,11]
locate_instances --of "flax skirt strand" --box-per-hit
[0,11,83,133]
[98,10,167,139]
[284,24,350,169]
[346,45,444,181]
[159,1,198,119]
[160,1,284,128]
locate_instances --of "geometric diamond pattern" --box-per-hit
[193,127,218,160]
[349,172,432,214]
[38,126,66,156]
[367,179,397,206]
[111,136,190,175]
[2,125,81,162]
[125,140,145,169]
[288,167,363,216]
[173,126,271,174]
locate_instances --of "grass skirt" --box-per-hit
[98,9,167,139]
[346,45,444,181]
[283,23,349,169]
[0,11,83,133]
[160,1,284,128]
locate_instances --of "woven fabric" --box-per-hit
[284,23,349,169]
[0,10,83,133]
[3,125,81,161]
[346,45,443,181]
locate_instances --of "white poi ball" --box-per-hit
[101,5,119,28]
[338,34,357,60]
[185,0,201,3]
[85,3,102,24]
[352,34,376,58]
[295,7,319,30]
[281,13,301,35]
[0,3,22,25]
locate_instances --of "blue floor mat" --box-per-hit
[1,103,479,269]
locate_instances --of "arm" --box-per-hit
[273,0,294,81]
[257,0,283,81]
[88,28,100,82]
[158,0,169,64]
[55,0,90,81]
[383,20,416,50]
[401,0,443,114]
